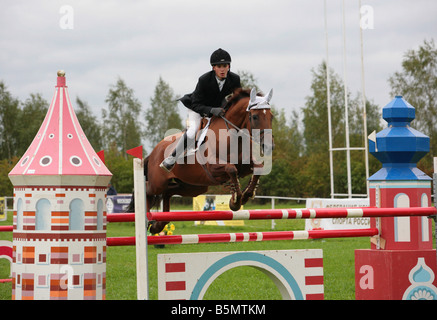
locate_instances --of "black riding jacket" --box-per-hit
[179,70,241,117]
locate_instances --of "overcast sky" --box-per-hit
[1,0,436,129]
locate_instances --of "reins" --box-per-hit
[220,108,267,145]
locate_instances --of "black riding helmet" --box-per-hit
[210,48,232,66]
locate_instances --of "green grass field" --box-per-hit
[0,201,380,300]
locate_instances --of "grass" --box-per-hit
[105,219,368,300]
[0,201,389,300]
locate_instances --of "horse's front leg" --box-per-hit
[225,164,242,211]
[241,175,260,205]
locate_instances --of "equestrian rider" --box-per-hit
[160,48,241,172]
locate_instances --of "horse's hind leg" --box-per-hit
[225,164,242,211]
[241,175,260,205]
[149,194,170,234]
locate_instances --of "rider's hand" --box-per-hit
[211,107,225,117]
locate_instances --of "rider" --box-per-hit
[160,48,241,172]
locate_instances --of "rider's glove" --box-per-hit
[211,107,225,117]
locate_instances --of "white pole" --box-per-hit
[133,158,149,300]
[271,198,276,229]
[342,0,352,198]
[324,0,335,199]
[359,0,370,196]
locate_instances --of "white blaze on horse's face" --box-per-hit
[245,88,274,176]
[246,88,273,111]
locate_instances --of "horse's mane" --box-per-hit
[223,88,251,110]
[224,88,266,111]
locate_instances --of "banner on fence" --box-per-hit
[0,198,5,221]
[193,195,244,226]
[106,194,133,214]
[305,198,370,231]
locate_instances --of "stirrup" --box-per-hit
[159,157,176,173]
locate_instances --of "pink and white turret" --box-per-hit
[9,70,111,182]
[9,71,112,300]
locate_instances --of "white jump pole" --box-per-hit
[133,158,149,300]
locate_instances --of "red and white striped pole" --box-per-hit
[0,226,13,232]
[107,227,379,246]
[144,206,436,222]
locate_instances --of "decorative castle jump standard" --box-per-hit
[355,95,437,300]
[8,71,112,300]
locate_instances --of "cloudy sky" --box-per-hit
[1,0,436,128]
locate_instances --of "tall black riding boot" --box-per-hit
[159,132,190,173]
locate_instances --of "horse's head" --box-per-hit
[246,88,275,155]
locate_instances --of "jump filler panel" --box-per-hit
[158,249,324,300]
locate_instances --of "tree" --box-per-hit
[17,93,48,156]
[0,82,21,160]
[256,108,304,197]
[300,62,346,196]
[303,61,346,154]
[75,97,103,151]
[301,61,380,197]
[104,142,133,193]
[144,77,183,146]
[237,70,261,92]
[0,157,18,196]
[102,77,143,158]
[388,39,437,172]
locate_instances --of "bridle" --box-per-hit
[220,100,271,142]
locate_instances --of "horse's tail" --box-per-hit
[143,155,149,180]
[143,156,162,210]
[125,155,162,213]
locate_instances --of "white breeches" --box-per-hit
[186,109,202,140]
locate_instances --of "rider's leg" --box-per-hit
[159,132,188,172]
[186,110,201,141]
[159,110,200,172]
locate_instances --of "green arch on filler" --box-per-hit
[189,252,303,300]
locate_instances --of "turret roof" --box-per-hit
[9,71,112,182]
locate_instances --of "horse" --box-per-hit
[128,88,275,234]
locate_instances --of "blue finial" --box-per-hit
[368,96,431,181]
[382,95,415,127]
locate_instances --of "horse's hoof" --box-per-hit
[229,200,241,211]
[149,222,165,234]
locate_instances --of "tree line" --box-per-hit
[0,39,435,199]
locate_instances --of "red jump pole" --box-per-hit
[106,213,135,223]
[0,226,13,232]
[147,206,437,222]
[106,228,379,246]
[0,279,12,283]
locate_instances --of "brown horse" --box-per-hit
[129,88,274,233]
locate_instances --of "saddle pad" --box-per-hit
[185,118,211,157]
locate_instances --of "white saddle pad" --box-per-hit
[186,118,211,157]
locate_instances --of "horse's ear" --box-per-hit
[265,88,273,103]
[250,88,257,103]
